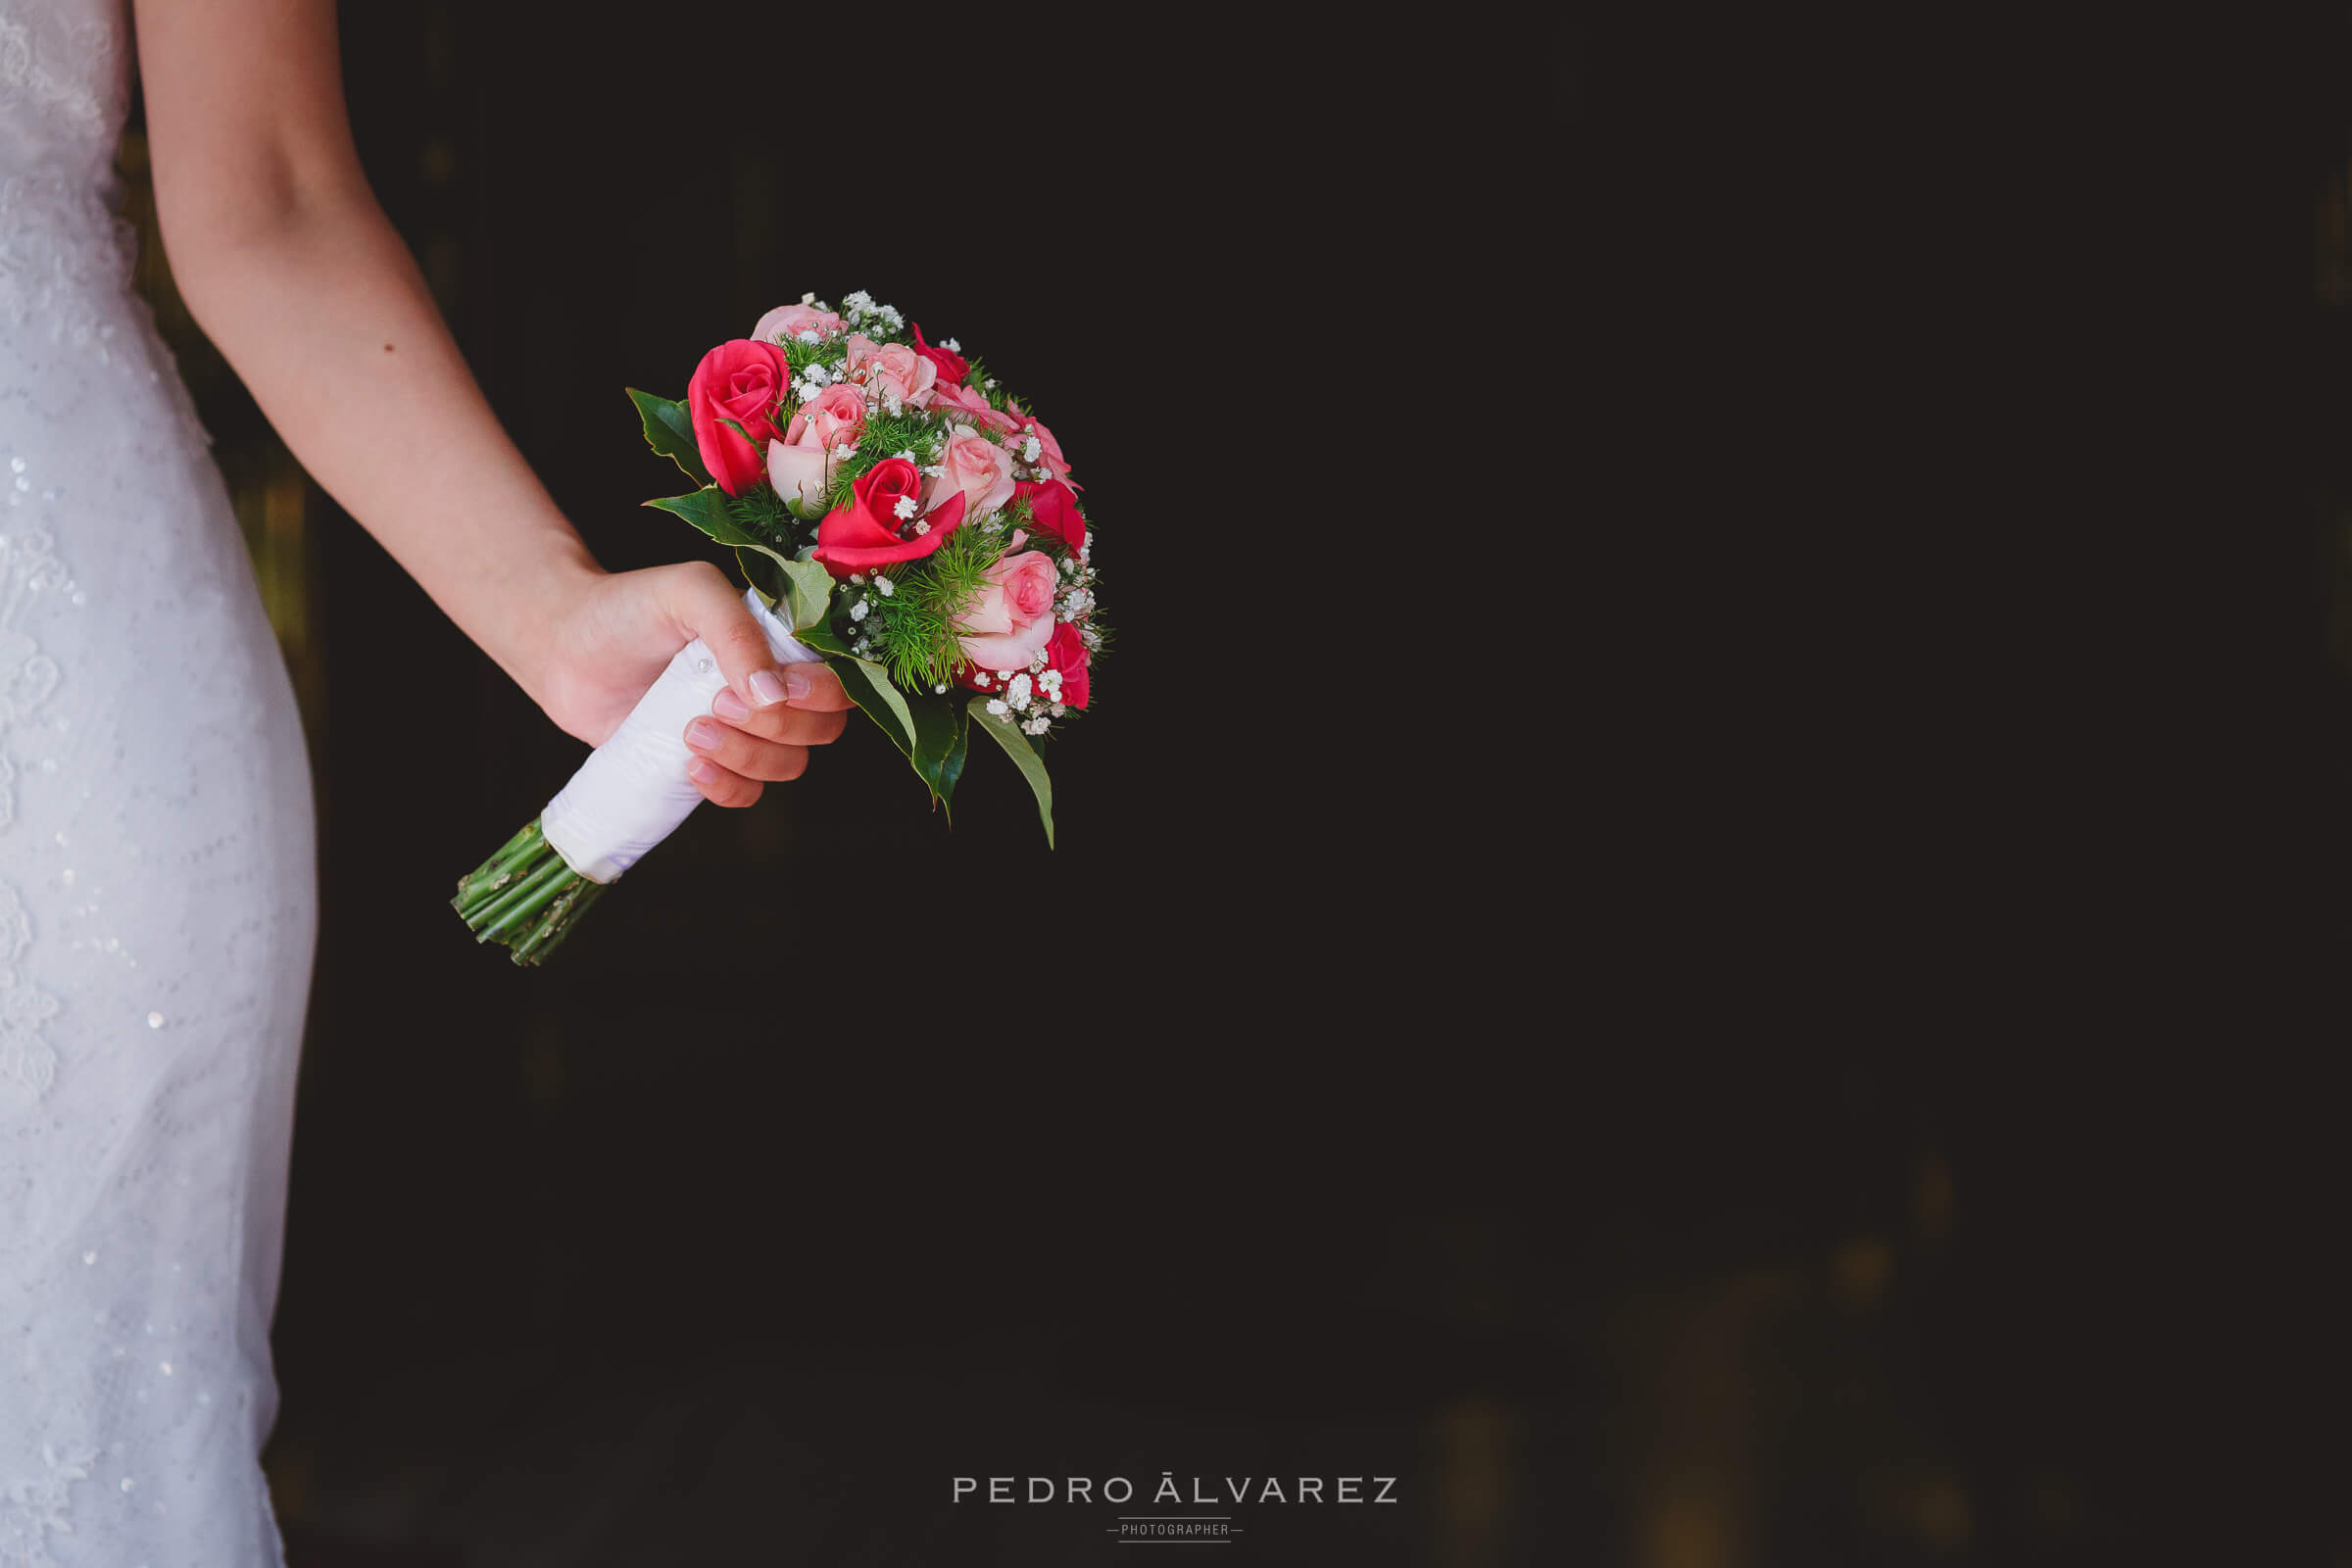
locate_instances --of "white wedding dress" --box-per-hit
[2,1,317,1563]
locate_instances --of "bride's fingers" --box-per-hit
[708,685,850,745]
[659,561,789,711]
[683,717,809,784]
[776,662,854,711]
[684,755,765,808]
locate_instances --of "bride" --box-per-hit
[1,0,853,1558]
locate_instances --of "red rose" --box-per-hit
[910,321,969,387]
[1013,479,1086,555]
[1045,618,1091,710]
[810,458,969,576]
[687,338,791,495]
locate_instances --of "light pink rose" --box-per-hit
[783,382,866,453]
[955,549,1060,671]
[931,423,1017,521]
[929,380,1021,435]
[765,383,866,510]
[844,333,938,410]
[753,302,845,345]
[766,440,831,511]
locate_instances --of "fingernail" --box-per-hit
[748,669,787,708]
[685,718,721,750]
[711,687,750,723]
[686,757,718,785]
[784,668,811,702]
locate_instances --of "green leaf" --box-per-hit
[969,705,1055,849]
[794,620,854,657]
[646,487,801,601]
[627,389,710,487]
[827,655,917,760]
[773,555,835,632]
[734,547,785,606]
[906,692,970,815]
[647,485,751,543]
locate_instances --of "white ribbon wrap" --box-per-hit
[540,585,827,884]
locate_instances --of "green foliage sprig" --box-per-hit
[858,521,1001,692]
[958,355,1009,410]
[819,408,946,514]
[724,483,795,550]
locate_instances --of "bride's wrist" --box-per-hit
[491,544,605,712]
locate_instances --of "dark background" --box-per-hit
[115,5,2351,1564]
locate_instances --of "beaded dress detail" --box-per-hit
[2,1,317,1562]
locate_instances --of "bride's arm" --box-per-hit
[126,0,848,805]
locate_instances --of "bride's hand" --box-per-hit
[527,560,853,808]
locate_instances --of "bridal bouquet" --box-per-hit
[452,290,1102,963]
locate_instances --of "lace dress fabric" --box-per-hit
[2,2,317,1564]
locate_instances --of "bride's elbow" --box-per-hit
[150,142,379,331]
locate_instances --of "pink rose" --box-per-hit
[687,339,792,496]
[1006,401,1077,491]
[784,383,866,452]
[844,333,937,411]
[752,302,845,345]
[928,379,1021,435]
[954,549,1060,671]
[931,423,1017,521]
[765,383,867,509]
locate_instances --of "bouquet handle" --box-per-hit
[542,585,826,882]
[453,586,823,962]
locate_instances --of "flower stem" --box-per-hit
[455,828,551,916]
[474,858,575,942]
[509,879,609,966]
[452,816,613,963]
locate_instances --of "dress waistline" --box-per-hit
[0,167,140,347]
